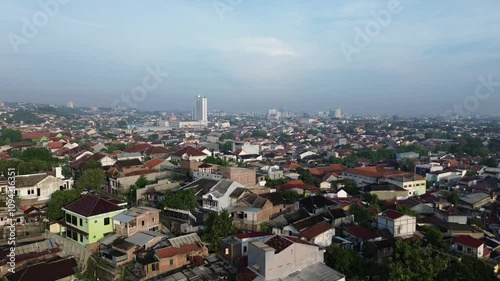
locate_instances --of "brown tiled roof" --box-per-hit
[4,257,77,281]
[21,132,52,140]
[125,143,152,153]
[237,267,259,281]
[144,158,164,169]
[455,235,484,248]
[264,235,315,254]
[173,146,207,157]
[308,164,348,177]
[344,225,378,240]
[155,243,201,258]
[144,146,169,155]
[381,209,405,220]
[64,194,123,217]
[300,222,332,240]
[15,174,49,187]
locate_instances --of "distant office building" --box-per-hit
[0,100,5,108]
[268,109,281,120]
[193,95,208,122]
[67,101,76,108]
[330,108,342,118]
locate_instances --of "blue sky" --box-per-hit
[0,0,499,115]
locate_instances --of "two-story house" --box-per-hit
[244,235,345,281]
[201,179,244,212]
[454,235,486,258]
[377,209,416,238]
[59,194,125,249]
[232,193,274,232]
[113,206,160,237]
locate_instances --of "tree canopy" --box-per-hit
[202,210,239,252]
[74,168,107,191]
[203,156,229,167]
[47,189,81,221]
[160,189,198,211]
[388,239,449,281]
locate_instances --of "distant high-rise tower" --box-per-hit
[334,108,342,118]
[193,95,207,122]
[67,101,75,108]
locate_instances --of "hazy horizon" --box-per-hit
[1,0,499,115]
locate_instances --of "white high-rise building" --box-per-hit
[193,95,207,122]
[67,101,76,108]
[334,108,342,118]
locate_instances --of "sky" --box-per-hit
[0,0,499,115]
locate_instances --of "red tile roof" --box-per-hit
[47,142,63,149]
[308,164,348,177]
[299,222,332,240]
[144,158,164,169]
[125,143,152,153]
[64,194,123,217]
[344,166,409,178]
[21,132,52,140]
[237,267,259,281]
[381,209,405,220]
[455,235,484,248]
[172,146,206,157]
[264,235,315,254]
[344,225,378,240]
[155,243,201,259]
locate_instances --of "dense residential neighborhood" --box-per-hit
[0,102,499,281]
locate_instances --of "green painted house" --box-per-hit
[60,194,125,246]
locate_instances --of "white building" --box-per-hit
[377,209,416,238]
[193,95,208,123]
[201,179,244,212]
[14,171,73,204]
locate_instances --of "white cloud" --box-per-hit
[239,37,298,57]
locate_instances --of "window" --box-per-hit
[67,229,72,238]
[169,259,174,265]
[104,218,110,225]
[80,218,83,226]
[243,246,247,253]
[225,248,229,255]
[152,217,155,222]
[80,235,83,242]
[152,263,157,271]
[71,216,77,225]
[142,220,145,226]
[66,214,71,223]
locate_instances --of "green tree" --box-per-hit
[325,245,387,280]
[0,129,22,144]
[363,192,380,206]
[82,160,102,171]
[396,205,419,219]
[160,189,198,210]
[265,177,287,187]
[135,175,149,189]
[203,156,229,166]
[481,157,498,168]
[202,210,239,252]
[297,168,313,184]
[389,239,449,281]
[437,255,497,281]
[17,147,54,162]
[342,180,358,195]
[47,189,81,221]
[74,168,107,192]
[349,203,376,227]
[328,156,343,164]
[447,190,459,205]
[421,226,449,252]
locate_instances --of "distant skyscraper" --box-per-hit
[67,101,75,108]
[193,95,207,122]
[334,108,342,118]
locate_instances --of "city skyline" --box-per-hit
[1,1,499,115]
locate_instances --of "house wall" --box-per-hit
[16,175,67,203]
[383,179,426,196]
[116,171,170,192]
[456,243,484,258]
[370,190,409,201]
[264,242,323,280]
[311,228,335,248]
[222,168,256,186]
[86,210,125,244]
[377,215,416,237]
